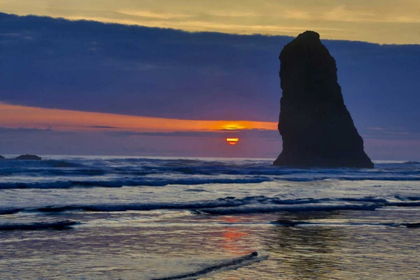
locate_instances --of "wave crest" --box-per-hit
[1,195,419,216]
[0,220,78,231]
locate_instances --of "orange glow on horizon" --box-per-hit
[226,137,239,145]
[0,103,278,133]
[221,123,247,130]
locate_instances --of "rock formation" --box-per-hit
[15,154,42,160]
[274,31,374,168]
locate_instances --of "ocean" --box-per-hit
[0,156,419,279]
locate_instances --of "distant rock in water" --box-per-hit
[15,154,42,160]
[274,31,374,168]
[0,155,4,160]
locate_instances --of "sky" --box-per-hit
[1,0,420,44]
[0,4,420,160]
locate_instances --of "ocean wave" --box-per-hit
[0,169,107,177]
[115,166,420,178]
[0,220,78,231]
[0,158,420,188]
[405,223,420,228]
[0,208,22,215]
[385,201,420,207]
[198,204,380,215]
[0,177,271,189]
[152,252,268,280]
[278,176,420,181]
[395,195,420,201]
[34,199,248,213]
[2,174,420,190]
[272,220,420,228]
[266,196,388,205]
[5,196,420,215]
[403,161,420,165]
[2,195,418,216]
[0,159,83,168]
[0,157,418,173]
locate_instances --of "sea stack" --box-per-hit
[274,31,373,168]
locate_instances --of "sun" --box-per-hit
[226,137,239,145]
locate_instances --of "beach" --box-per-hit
[0,157,419,279]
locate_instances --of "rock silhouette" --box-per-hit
[15,154,42,160]
[274,31,373,168]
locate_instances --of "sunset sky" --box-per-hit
[0,1,420,159]
[2,0,420,44]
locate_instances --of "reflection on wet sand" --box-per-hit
[268,211,344,279]
[220,216,253,256]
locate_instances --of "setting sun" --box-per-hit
[226,137,239,145]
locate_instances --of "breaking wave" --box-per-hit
[1,195,419,216]
[0,220,78,231]
[272,220,420,228]
[0,158,420,190]
[0,177,270,189]
[404,161,420,165]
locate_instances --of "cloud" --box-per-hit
[204,11,258,18]
[0,14,419,124]
[107,128,278,139]
[0,13,420,159]
[116,10,193,20]
[90,125,118,129]
[2,0,420,43]
[0,127,54,135]
[284,6,420,24]
[0,102,278,133]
